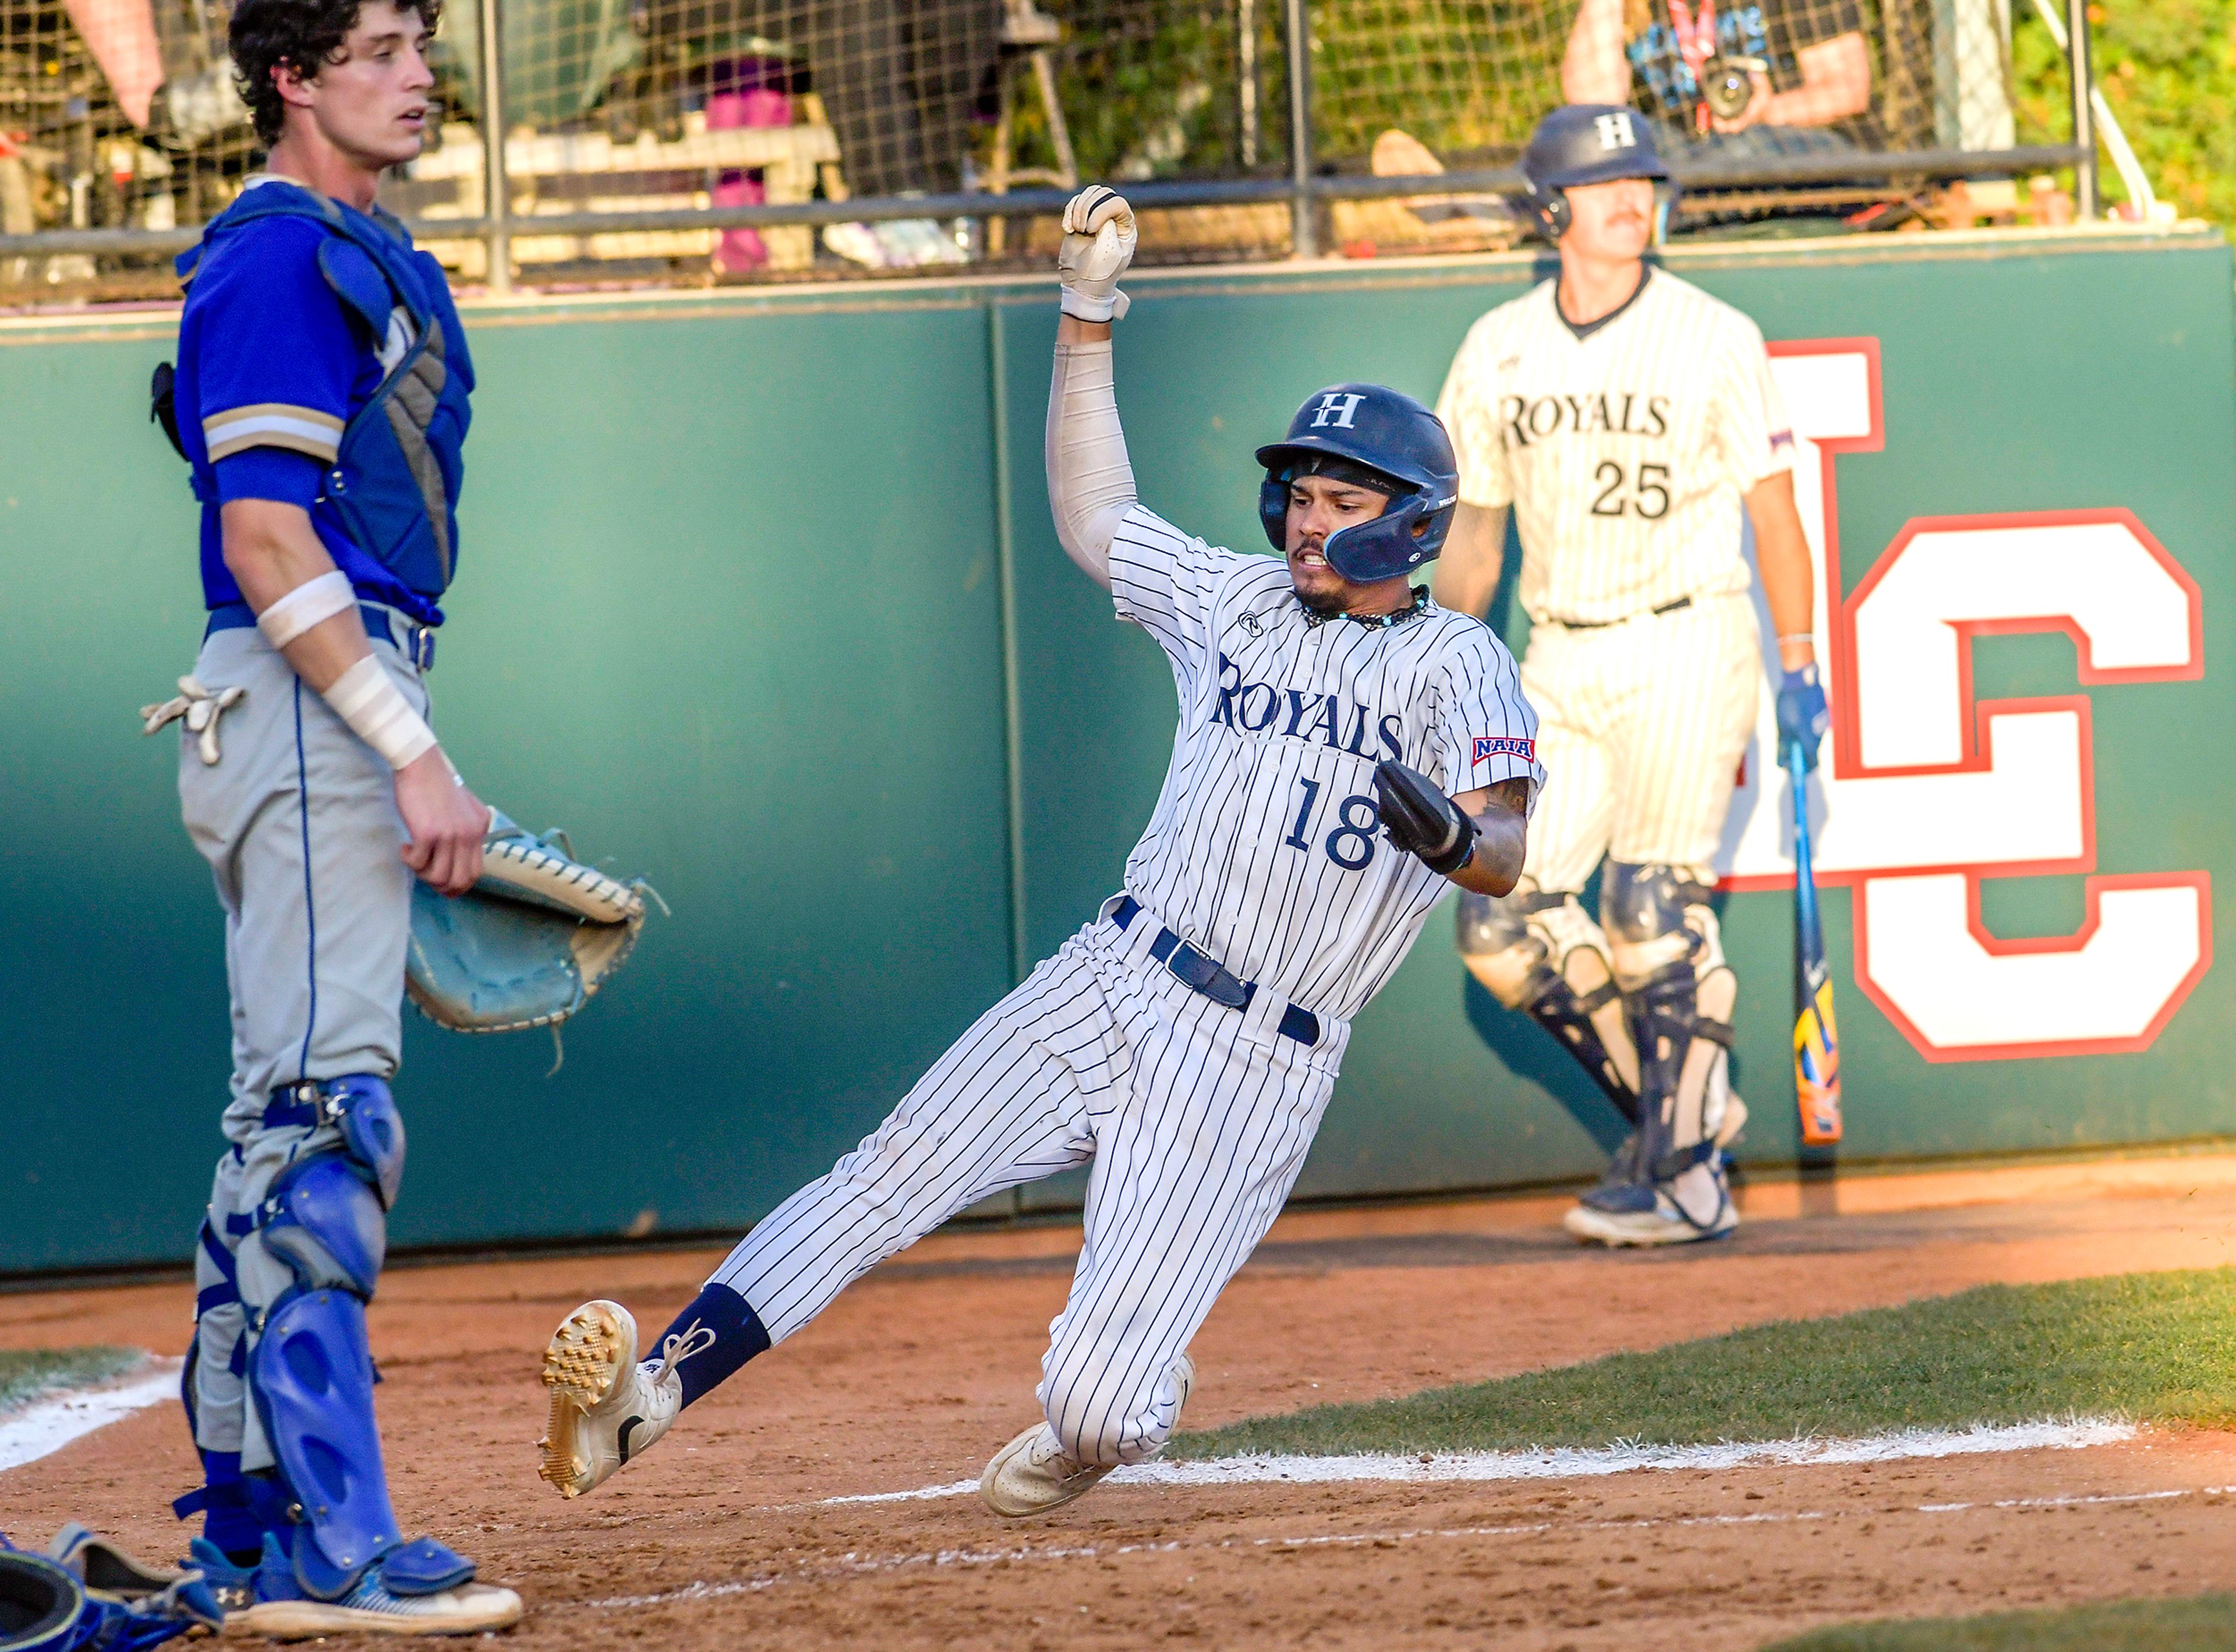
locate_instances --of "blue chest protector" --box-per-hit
[178,188,473,599]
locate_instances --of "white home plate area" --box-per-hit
[0,1375,2134,1494]
[822,1418,2138,1506]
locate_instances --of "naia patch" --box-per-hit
[1473,735,1535,766]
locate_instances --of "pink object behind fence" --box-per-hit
[707,88,794,274]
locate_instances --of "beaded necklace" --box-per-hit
[1299,584,1432,630]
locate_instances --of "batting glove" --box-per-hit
[1777,662,1830,772]
[1372,759,1478,877]
[1057,186,1137,323]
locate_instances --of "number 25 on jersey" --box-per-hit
[1590,460,1671,519]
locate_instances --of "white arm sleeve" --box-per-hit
[1045,339,1137,590]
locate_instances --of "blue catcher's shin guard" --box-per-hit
[258,1156,387,1296]
[249,1288,402,1599]
[243,1077,473,1603]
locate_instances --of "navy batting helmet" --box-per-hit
[1255,384,1459,585]
[1519,104,1672,239]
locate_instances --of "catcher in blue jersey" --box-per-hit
[143,0,519,1633]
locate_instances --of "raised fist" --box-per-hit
[1057,185,1137,323]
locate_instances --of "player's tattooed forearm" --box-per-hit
[1483,777,1532,818]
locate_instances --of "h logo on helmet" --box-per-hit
[1311,392,1365,430]
[1594,111,1637,150]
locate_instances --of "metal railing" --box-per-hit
[0,142,2101,263]
[0,0,2120,298]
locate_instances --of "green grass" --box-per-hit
[0,1347,144,1414]
[1761,1592,2236,1651]
[1172,1268,2236,1459]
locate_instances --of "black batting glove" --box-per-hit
[1372,759,1477,876]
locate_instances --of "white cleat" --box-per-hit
[981,1353,1194,1518]
[233,1579,523,1639]
[1561,1187,1739,1246]
[1564,1096,1747,1248]
[537,1299,706,1498]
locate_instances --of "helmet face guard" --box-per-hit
[1258,469,1453,585]
[1256,384,1460,586]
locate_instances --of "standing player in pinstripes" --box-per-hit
[1434,105,1828,1247]
[531,185,1544,1520]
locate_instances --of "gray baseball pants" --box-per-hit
[175,622,428,1469]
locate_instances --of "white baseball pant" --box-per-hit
[706,902,1349,1466]
[1519,591,1762,890]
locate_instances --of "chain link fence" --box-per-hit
[0,0,2121,302]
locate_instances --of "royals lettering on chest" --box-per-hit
[1211,653,1406,762]
[1498,391,1671,450]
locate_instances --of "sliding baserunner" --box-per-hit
[535,185,1544,1519]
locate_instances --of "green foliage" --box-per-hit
[1017,1,2234,224]
[1308,1,1563,163]
[1010,2,1287,183]
[2009,1,2236,228]
[1018,1,1561,181]
[1760,1591,2236,1651]
[0,1347,143,1414]
[1173,1267,2236,1458]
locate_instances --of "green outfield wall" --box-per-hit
[2,225,2231,1274]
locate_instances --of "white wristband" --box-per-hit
[324,653,438,771]
[1059,286,1129,323]
[256,570,356,650]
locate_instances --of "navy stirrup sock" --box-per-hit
[171,1448,267,1563]
[654,1283,769,1409]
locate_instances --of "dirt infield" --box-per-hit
[5,1155,2236,1649]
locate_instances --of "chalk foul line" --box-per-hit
[590,1482,2230,1611]
[0,1360,181,1474]
[819,1416,2136,1507]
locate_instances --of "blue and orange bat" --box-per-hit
[1786,740,1842,1145]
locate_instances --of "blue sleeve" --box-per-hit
[214,447,324,509]
[190,220,358,469]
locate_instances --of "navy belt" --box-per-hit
[1548,595,1692,630]
[206,599,437,671]
[1109,896,1321,1046]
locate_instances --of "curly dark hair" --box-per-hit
[230,0,444,146]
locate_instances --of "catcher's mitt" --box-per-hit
[405,810,654,1037]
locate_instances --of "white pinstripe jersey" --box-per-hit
[1110,505,1545,1023]
[1436,268,1795,625]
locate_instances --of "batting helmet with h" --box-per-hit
[1519,104,1673,240]
[1255,385,1459,585]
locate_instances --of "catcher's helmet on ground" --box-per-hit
[1519,104,1673,239]
[1255,384,1460,585]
